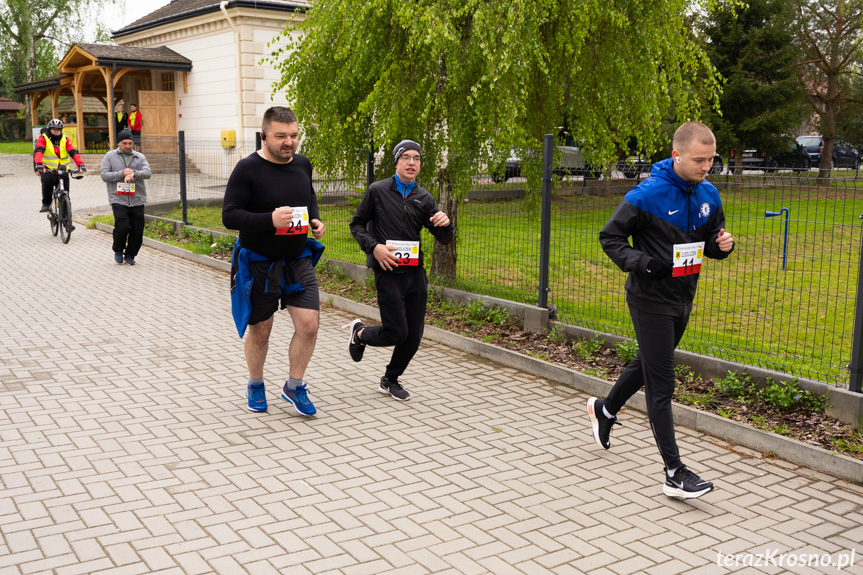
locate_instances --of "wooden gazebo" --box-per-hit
[15,43,191,151]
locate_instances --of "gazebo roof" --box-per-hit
[59,43,192,72]
[0,97,23,112]
[113,0,309,38]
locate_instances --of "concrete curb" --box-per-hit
[93,226,863,485]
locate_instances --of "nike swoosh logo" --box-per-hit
[670,480,683,488]
[668,210,680,215]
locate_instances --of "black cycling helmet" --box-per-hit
[47,118,63,130]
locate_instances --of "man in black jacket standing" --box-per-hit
[588,122,735,499]
[345,140,453,401]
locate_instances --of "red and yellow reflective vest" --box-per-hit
[41,135,71,170]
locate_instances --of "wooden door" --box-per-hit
[138,90,176,153]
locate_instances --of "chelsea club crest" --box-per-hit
[700,202,711,218]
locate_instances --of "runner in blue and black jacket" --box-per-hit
[587,122,736,500]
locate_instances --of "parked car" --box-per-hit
[616,153,723,178]
[731,142,811,173]
[796,135,859,169]
[490,132,601,182]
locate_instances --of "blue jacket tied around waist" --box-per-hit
[230,238,325,338]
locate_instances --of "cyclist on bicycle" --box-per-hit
[34,119,87,212]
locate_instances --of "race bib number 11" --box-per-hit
[275,206,309,235]
[386,240,420,267]
[673,241,705,277]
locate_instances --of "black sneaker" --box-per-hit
[587,397,620,450]
[379,375,410,401]
[114,252,124,264]
[663,466,715,499]
[343,319,366,362]
[40,204,50,213]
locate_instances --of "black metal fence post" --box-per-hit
[178,130,189,225]
[367,142,374,189]
[538,134,553,308]
[849,213,863,393]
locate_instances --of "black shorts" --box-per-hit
[248,257,320,325]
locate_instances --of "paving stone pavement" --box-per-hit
[1,153,862,575]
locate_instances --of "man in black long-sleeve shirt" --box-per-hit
[222,106,325,416]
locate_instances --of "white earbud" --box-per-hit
[676,157,680,163]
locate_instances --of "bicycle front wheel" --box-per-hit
[49,199,59,236]
[59,195,73,244]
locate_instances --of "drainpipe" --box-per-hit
[220,1,244,137]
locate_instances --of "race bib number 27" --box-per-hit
[275,206,309,235]
[673,241,705,277]
[386,240,420,267]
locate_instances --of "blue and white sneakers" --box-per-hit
[246,383,267,412]
[281,382,317,416]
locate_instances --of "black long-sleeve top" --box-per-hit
[222,152,320,260]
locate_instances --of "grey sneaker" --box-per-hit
[379,375,410,401]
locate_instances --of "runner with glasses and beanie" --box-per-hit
[344,140,453,401]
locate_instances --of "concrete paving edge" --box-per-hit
[94,224,863,485]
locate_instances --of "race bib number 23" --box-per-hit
[386,240,420,267]
[673,241,705,277]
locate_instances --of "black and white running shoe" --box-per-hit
[380,375,410,401]
[343,319,366,362]
[587,397,620,450]
[663,466,715,499]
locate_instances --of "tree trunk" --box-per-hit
[431,167,457,281]
[818,68,839,183]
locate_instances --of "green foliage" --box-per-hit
[701,0,806,157]
[674,364,703,387]
[213,234,237,252]
[266,0,720,190]
[573,335,605,361]
[145,220,174,237]
[182,227,213,244]
[547,324,567,345]
[465,301,510,327]
[758,377,828,413]
[676,387,717,408]
[615,340,639,364]
[716,371,751,400]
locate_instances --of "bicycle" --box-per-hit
[44,164,83,244]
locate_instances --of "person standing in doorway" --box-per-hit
[115,103,128,137]
[344,140,453,401]
[587,121,735,499]
[128,103,143,151]
[100,130,151,265]
[222,106,326,416]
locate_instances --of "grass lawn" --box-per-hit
[0,141,33,154]
[150,178,862,385]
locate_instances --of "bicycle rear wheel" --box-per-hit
[49,198,59,236]
[59,195,73,244]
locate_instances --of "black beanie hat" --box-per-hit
[117,129,134,143]
[393,140,422,164]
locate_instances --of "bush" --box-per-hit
[213,233,236,252]
[573,335,605,360]
[547,324,566,345]
[716,371,751,400]
[465,301,510,327]
[758,378,828,413]
[615,340,638,364]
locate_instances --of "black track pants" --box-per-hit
[111,204,145,258]
[604,305,689,471]
[360,267,428,379]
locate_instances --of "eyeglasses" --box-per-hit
[400,155,421,164]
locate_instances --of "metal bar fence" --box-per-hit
[165,135,862,388]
